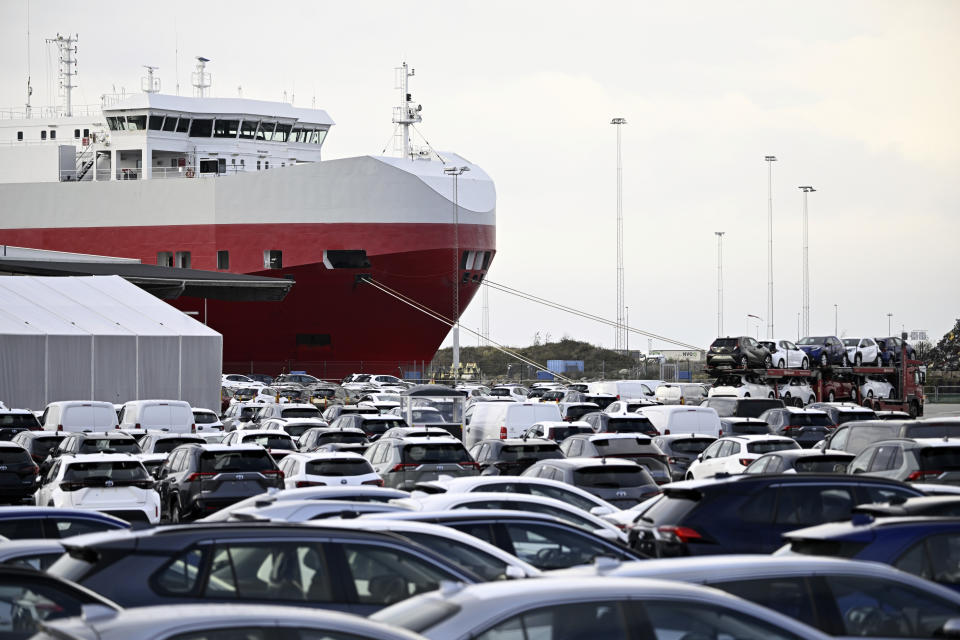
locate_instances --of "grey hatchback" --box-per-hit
[522,458,659,508]
[560,433,672,484]
[364,436,479,490]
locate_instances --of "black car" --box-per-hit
[700,397,784,419]
[807,403,878,429]
[0,410,41,441]
[328,414,408,441]
[626,474,923,557]
[653,435,717,482]
[580,412,658,437]
[876,336,916,365]
[0,442,38,504]
[0,564,121,636]
[468,438,564,476]
[706,336,773,369]
[759,407,834,448]
[49,522,479,614]
[718,418,773,437]
[559,433,671,485]
[157,443,284,522]
[298,427,369,452]
[10,430,66,465]
[364,511,644,570]
[522,458,660,508]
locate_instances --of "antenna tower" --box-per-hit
[191,57,211,97]
[141,66,160,93]
[799,186,816,337]
[611,117,627,351]
[764,155,777,338]
[393,62,422,159]
[715,232,725,336]
[46,33,77,117]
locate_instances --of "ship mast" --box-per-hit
[393,62,422,159]
[46,34,77,117]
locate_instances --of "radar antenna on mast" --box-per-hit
[191,57,211,97]
[392,62,422,159]
[141,66,160,93]
[45,33,77,117]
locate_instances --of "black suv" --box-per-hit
[580,412,658,437]
[156,444,284,522]
[49,523,479,614]
[138,434,206,454]
[328,415,408,441]
[298,427,369,453]
[0,410,41,441]
[700,397,784,419]
[0,442,39,503]
[468,438,564,475]
[707,337,772,369]
[41,432,141,474]
[11,431,66,465]
[627,474,923,556]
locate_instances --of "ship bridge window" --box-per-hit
[126,116,147,131]
[217,251,229,270]
[256,122,276,142]
[291,128,304,143]
[189,119,213,138]
[84,128,89,137]
[106,116,122,131]
[274,124,291,142]
[213,119,239,138]
[313,129,328,145]
[148,115,164,131]
[176,117,190,133]
[239,120,258,139]
[162,116,178,132]
[264,250,283,270]
[324,250,371,269]
[481,251,492,270]
[17,131,22,141]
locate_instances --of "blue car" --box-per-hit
[780,515,960,592]
[797,336,848,368]
[876,336,917,365]
[0,506,130,540]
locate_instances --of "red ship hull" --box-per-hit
[0,221,495,379]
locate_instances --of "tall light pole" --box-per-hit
[444,165,470,383]
[611,117,627,352]
[887,313,892,336]
[715,231,725,336]
[746,314,763,338]
[626,306,630,354]
[799,186,815,337]
[834,304,839,336]
[765,155,777,339]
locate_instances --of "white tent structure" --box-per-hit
[0,275,221,411]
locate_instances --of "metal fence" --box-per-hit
[924,386,960,403]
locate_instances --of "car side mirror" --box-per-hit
[504,565,526,580]
[590,505,615,516]
[939,618,960,638]
[697,454,704,462]
[593,528,620,543]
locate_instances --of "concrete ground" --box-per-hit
[923,403,960,418]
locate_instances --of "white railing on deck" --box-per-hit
[0,104,103,121]
[57,166,250,182]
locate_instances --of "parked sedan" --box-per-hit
[877,336,917,364]
[776,377,817,405]
[843,337,883,365]
[759,339,809,369]
[861,375,896,400]
[798,335,848,367]
[652,434,717,482]
[372,576,833,640]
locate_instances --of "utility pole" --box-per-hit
[481,282,489,346]
[834,304,839,336]
[715,231,725,336]
[799,186,815,336]
[887,313,892,336]
[611,117,627,352]
[764,156,777,339]
[444,166,470,384]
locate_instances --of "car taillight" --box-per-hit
[907,470,942,481]
[57,425,63,432]
[262,469,284,479]
[738,458,753,466]
[667,457,683,465]
[186,472,215,482]
[59,481,83,492]
[391,463,418,472]
[191,424,197,433]
[25,465,39,475]
[132,480,155,489]
[296,480,325,488]
[362,479,384,486]
[657,525,703,543]
[499,426,507,439]
[459,461,480,469]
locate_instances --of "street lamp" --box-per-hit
[834,304,839,336]
[611,117,627,352]
[887,313,893,336]
[765,155,777,339]
[444,165,470,383]
[799,186,815,336]
[746,314,763,339]
[715,231,725,336]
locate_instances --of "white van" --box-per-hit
[41,401,119,433]
[639,405,722,437]
[587,380,664,401]
[118,400,197,433]
[463,401,562,448]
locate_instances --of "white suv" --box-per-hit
[686,435,801,479]
[278,452,382,489]
[35,453,160,525]
[709,373,774,399]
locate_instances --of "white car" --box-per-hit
[603,400,658,414]
[860,375,896,399]
[843,337,883,366]
[192,408,223,431]
[220,429,298,462]
[685,435,801,479]
[708,372,774,398]
[35,453,161,524]
[221,373,264,389]
[521,420,593,441]
[224,498,407,522]
[759,339,809,369]
[777,377,817,405]
[259,417,329,443]
[278,451,382,489]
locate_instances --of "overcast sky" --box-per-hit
[2,1,958,354]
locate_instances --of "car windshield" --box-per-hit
[574,467,649,488]
[411,410,446,423]
[317,432,366,444]
[747,440,799,454]
[842,339,859,347]
[193,413,219,424]
[499,444,563,461]
[0,449,31,464]
[592,437,651,454]
[200,450,274,472]
[78,438,140,454]
[667,439,714,454]
[711,339,738,348]
[280,424,314,437]
[785,413,833,427]
[361,419,406,434]
[548,426,593,440]
[729,421,771,435]
[798,337,827,345]
[242,435,295,450]
[63,460,149,482]
[0,413,40,429]
[759,341,776,350]
[280,408,321,419]
[152,438,204,453]
[903,424,960,439]
[919,448,960,472]
[714,375,744,388]
[564,406,595,421]
[736,400,783,418]
[312,389,337,399]
[489,388,511,397]
[401,443,471,464]
[29,437,63,457]
[305,459,372,476]
[607,418,654,433]
[794,457,851,473]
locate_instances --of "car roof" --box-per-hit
[197,443,265,452]
[720,434,795,443]
[236,429,293,437]
[477,438,556,445]
[662,472,918,492]
[0,506,130,524]
[779,406,828,415]
[361,508,578,526]
[719,417,768,423]
[285,451,364,461]
[387,436,461,445]
[758,449,853,460]
[0,441,27,449]
[0,408,34,415]
[586,433,651,441]
[533,457,640,469]
[63,453,146,463]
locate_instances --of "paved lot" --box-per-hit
[923,403,960,418]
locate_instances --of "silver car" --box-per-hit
[364,435,479,490]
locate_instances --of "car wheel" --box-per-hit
[685,472,695,481]
[764,355,773,368]
[855,353,862,365]
[743,393,751,398]
[820,354,828,367]
[801,357,809,370]
[739,355,748,369]
[777,359,785,368]
[867,390,873,398]
[170,498,182,524]
[828,391,836,402]
[842,353,850,366]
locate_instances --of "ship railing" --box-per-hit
[0,104,103,120]
[55,166,250,181]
